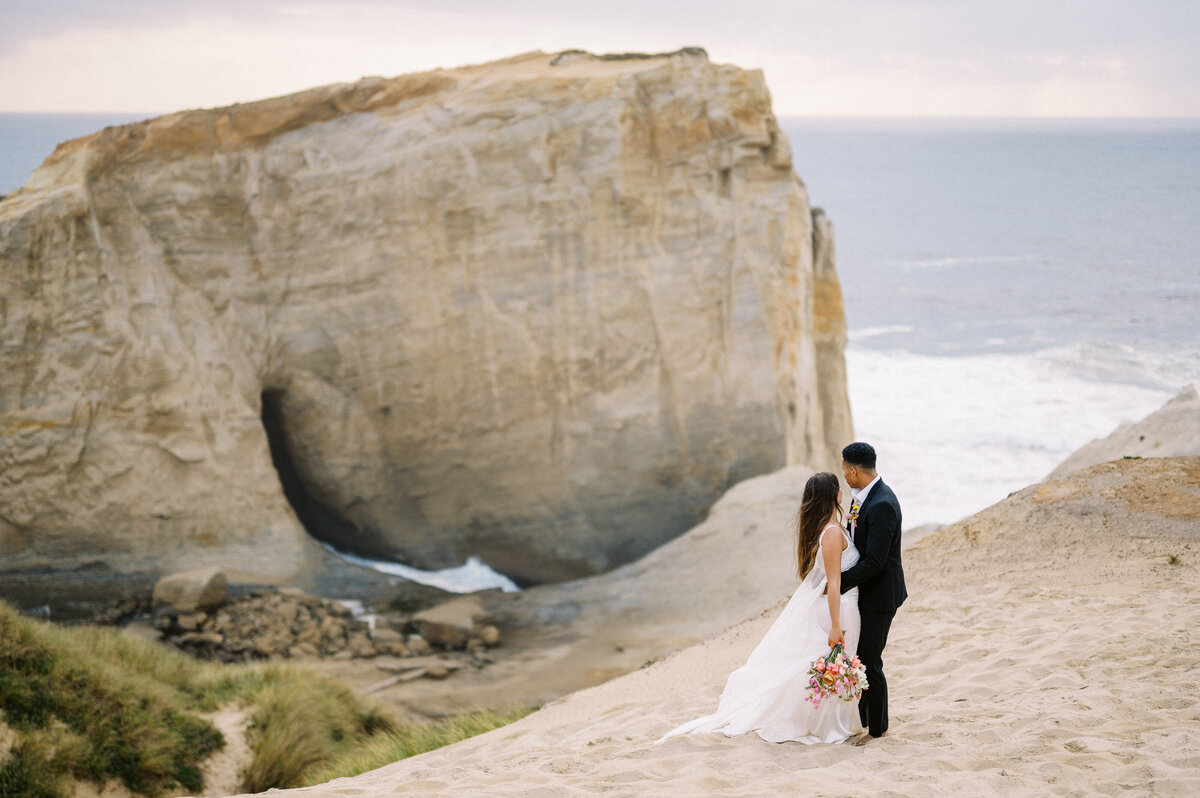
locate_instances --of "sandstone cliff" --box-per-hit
[0,49,852,591]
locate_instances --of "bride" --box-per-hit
[656,471,862,744]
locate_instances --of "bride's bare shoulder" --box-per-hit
[820,523,847,549]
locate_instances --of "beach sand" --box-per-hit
[216,456,1200,796]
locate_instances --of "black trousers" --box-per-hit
[858,608,896,737]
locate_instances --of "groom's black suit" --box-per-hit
[840,478,906,738]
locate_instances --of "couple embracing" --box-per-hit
[658,442,907,747]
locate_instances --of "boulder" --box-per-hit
[478,625,502,647]
[424,665,451,680]
[291,642,320,658]
[406,635,432,656]
[369,627,410,657]
[175,612,206,631]
[413,595,490,650]
[347,633,377,658]
[151,569,227,613]
[271,601,299,624]
[0,49,852,589]
[319,614,347,640]
[253,638,280,657]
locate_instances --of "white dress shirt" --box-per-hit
[849,474,882,541]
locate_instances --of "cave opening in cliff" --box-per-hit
[260,388,362,553]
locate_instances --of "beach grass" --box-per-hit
[0,601,225,797]
[302,704,538,786]
[0,600,535,796]
[237,670,394,792]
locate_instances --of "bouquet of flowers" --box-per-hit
[805,643,867,707]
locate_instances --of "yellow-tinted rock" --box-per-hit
[0,49,852,590]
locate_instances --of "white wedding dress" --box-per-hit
[657,524,863,744]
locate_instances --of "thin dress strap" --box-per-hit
[821,522,851,545]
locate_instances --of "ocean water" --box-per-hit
[781,117,1200,526]
[3,115,1198,588]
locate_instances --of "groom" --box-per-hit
[839,441,907,746]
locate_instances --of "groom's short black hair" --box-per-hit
[842,442,877,469]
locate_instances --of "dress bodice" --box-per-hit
[810,524,859,585]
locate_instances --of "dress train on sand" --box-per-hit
[657,526,862,744]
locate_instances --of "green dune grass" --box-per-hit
[302,704,537,786]
[0,601,537,797]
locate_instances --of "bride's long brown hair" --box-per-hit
[796,471,842,578]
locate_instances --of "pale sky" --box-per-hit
[1,0,1198,116]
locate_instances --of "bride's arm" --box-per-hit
[821,527,845,648]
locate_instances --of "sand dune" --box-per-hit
[1048,383,1200,479]
[218,456,1200,796]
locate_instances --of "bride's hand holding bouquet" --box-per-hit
[805,642,867,707]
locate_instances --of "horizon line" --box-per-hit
[3,109,1199,121]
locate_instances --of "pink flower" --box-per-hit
[815,661,825,672]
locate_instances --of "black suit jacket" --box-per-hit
[840,478,907,613]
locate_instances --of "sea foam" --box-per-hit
[322,544,521,594]
[845,343,1198,528]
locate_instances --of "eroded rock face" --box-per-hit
[0,49,852,587]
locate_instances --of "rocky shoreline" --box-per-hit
[97,573,504,676]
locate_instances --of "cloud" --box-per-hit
[0,0,1197,115]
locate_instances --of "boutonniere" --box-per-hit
[847,507,859,522]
